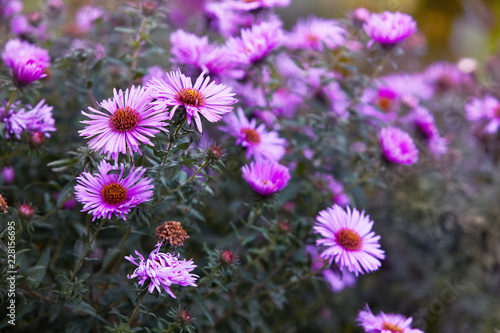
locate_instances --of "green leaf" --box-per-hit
[57,180,76,208]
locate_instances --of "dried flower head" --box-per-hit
[155,221,189,247]
[0,195,8,214]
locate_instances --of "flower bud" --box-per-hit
[32,132,45,146]
[220,250,235,265]
[142,1,157,17]
[2,167,15,185]
[19,204,34,219]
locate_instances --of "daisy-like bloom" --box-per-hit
[147,69,236,133]
[142,66,167,85]
[170,30,244,79]
[2,39,50,87]
[241,160,291,196]
[320,175,350,207]
[220,107,286,161]
[79,85,169,160]
[204,1,255,37]
[226,19,284,65]
[313,205,385,276]
[357,305,424,333]
[424,61,470,94]
[0,0,22,19]
[74,160,154,221]
[286,16,347,51]
[225,0,290,11]
[379,127,419,165]
[306,245,356,292]
[75,5,106,33]
[125,242,198,298]
[465,95,500,134]
[2,166,15,185]
[363,11,417,48]
[322,81,350,120]
[2,99,56,139]
[409,107,448,158]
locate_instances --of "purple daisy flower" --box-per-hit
[241,160,291,196]
[220,107,286,161]
[286,16,347,51]
[408,107,448,158]
[306,245,356,293]
[2,39,50,87]
[75,5,106,33]
[322,80,350,120]
[125,242,198,298]
[74,160,154,221]
[424,61,470,94]
[379,127,418,165]
[226,19,284,66]
[321,175,350,207]
[363,11,417,48]
[225,0,290,11]
[313,205,385,276]
[143,66,168,85]
[147,69,237,133]
[2,166,15,185]
[0,0,22,19]
[357,305,424,333]
[2,99,56,139]
[79,85,169,160]
[204,1,255,38]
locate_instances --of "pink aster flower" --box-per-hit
[125,242,198,298]
[143,66,167,85]
[225,0,290,11]
[75,5,106,33]
[379,127,418,165]
[2,166,15,185]
[1,99,56,139]
[424,61,470,94]
[286,16,347,51]
[322,81,350,119]
[357,305,424,333]
[319,174,350,207]
[79,85,169,161]
[363,11,417,48]
[226,19,284,65]
[306,245,356,292]
[313,205,385,276]
[465,95,500,134]
[74,160,154,221]
[204,1,254,37]
[408,107,448,158]
[147,69,237,133]
[2,39,50,87]
[241,160,291,196]
[220,107,286,161]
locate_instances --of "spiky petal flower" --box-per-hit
[2,99,56,139]
[225,0,290,11]
[286,16,347,51]
[226,20,284,65]
[379,127,418,165]
[305,245,356,292]
[74,161,154,221]
[1,39,50,87]
[220,107,286,162]
[357,305,424,333]
[363,11,417,48]
[465,95,500,134]
[79,85,169,161]
[241,160,291,196]
[147,69,236,132]
[313,205,385,276]
[125,242,198,298]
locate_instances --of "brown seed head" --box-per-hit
[155,221,189,247]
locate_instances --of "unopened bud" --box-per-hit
[32,132,45,145]
[220,250,235,265]
[142,1,157,17]
[19,204,34,219]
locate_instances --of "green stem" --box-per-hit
[127,291,146,326]
[165,159,209,196]
[1,89,18,119]
[347,55,389,110]
[130,18,147,83]
[161,118,187,168]
[69,218,107,282]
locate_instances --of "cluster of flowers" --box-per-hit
[1,0,479,329]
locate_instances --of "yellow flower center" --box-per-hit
[241,128,261,144]
[101,182,128,205]
[176,88,206,107]
[381,322,404,333]
[335,228,362,251]
[110,106,140,132]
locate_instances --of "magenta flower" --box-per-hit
[363,11,417,48]
[2,166,14,185]
[357,305,424,333]
[286,16,346,51]
[147,69,237,132]
[79,85,169,161]
[220,108,286,162]
[225,0,290,11]
[379,127,418,165]
[2,39,50,87]
[226,20,284,65]
[2,99,56,139]
[313,205,385,276]
[424,61,470,94]
[125,242,198,298]
[322,81,350,119]
[75,5,106,32]
[241,160,291,196]
[409,107,447,158]
[306,245,356,292]
[321,175,350,207]
[74,161,154,221]
[465,95,500,134]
